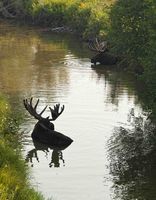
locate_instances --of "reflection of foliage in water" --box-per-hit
[92,66,138,107]
[92,65,156,120]
[136,81,156,121]
[108,109,156,200]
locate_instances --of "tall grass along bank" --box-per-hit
[0,95,44,200]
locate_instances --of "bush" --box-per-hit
[108,0,156,115]
[109,0,149,58]
[65,2,91,34]
[30,1,67,26]
[1,0,114,38]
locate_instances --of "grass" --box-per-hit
[0,95,44,200]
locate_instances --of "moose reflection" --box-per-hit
[23,98,73,147]
[108,109,156,200]
[25,140,66,168]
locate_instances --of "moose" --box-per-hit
[23,98,73,147]
[88,38,118,65]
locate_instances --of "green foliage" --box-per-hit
[83,8,110,38]
[30,0,67,26]
[0,95,44,200]
[141,0,156,79]
[108,0,156,69]
[1,0,114,37]
[0,96,10,132]
[109,0,149,58]
[65,2,91,34]
[108,0,156,116]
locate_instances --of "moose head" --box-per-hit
[23,98,73,147]
[23,98,64,130]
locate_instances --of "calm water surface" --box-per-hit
[0,20,147,200]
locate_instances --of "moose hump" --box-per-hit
[23,98,73,148]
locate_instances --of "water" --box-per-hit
[0,20,151,200]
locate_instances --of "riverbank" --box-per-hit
[0,95,44,200]
[0,0,115,39]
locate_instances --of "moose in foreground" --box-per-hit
[23,98,73,148]
[88,38,118,65]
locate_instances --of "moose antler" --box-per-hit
[49,103,65,120]
[88,38,108,52]
[23,98,65,121]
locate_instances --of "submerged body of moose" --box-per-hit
[23,98,73,148]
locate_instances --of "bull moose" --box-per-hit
[23,98,73,147]
[88,38,118,65]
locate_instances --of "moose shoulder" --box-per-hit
[23,98,73,148]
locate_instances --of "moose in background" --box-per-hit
[88,38,118,65]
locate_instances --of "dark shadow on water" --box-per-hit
[25,140,70,168]
[108,109,156,200]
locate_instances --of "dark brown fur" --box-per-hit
[91,52,118,65]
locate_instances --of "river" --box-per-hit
[1,20,156,200]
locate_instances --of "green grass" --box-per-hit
[0,95,44,200]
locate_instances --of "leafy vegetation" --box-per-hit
[0,0,114,38]
[0,95,44,200]
[108,0,156,116]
